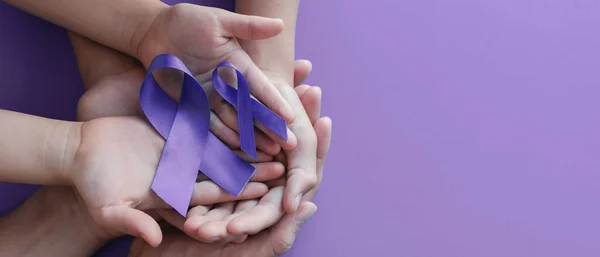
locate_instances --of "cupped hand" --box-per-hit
[129,88,332,256]
[202,58,321,217]
[166,61,321,243]
[136,3,295,128]
[159,82,331,246]
[69,114,284,247]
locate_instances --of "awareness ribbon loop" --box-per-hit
[212,63,288,160]
[139,54,287,216]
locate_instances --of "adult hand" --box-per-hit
[173,61,319,243]
[130,85,332,256]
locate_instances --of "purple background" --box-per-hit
[2,0,600,256]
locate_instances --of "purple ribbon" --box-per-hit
[139,54,287,216]
[212,63,288,159]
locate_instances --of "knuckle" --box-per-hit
[305,174,318,189]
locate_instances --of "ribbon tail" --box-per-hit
[140,54,257,216]
[212,62,289,159]
[151,75,210,216]
[236,69,257,160]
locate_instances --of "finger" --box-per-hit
[274,151,288,168]
[190,202,236,242]
[303,117,332,201]
[232,235,249,244]
[182,205,214,242]
[249,162,285,181]
[196,162,284,183]
[148,179,266,209]
[227,186,285,235]
[209,111,241,148]
[266,177,287,188]
[300,86,322,125]
[198,200,258,242]
[264,201,317,256]
[218,11,284,40]
[253,127,282,156]
[228,51,295,123]
[315,118,333,163]
[293,60,313,87]
[99,206,162,247]
[212,100,281,155]
[197,162,283,182]
[276,88,318,213]
[255,122,298,150]
[294,84,311,97]
[189,181,267,206]
[234,149,274,162]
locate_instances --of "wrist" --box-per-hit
[236,0,298,84]
[132,3,171,67]
[44,121,82,185]
[240,39,295,80]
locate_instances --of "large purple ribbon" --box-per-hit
[139,54,287,216]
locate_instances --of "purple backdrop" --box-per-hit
[2,0,600,256]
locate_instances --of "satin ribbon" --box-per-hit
[139,54,287,216]
[212,63,288,160]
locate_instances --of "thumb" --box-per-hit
[267,201,317,255]
[219,12,284,40]
[97,206,163,247]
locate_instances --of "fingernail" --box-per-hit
[210,236,220,242]
[295,205,317,227]
[293,194,303,211]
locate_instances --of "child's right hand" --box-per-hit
[66,115,285,247]
[134,4,297,148]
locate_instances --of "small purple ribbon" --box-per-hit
[139,54,287,216]
[212,63,288,160]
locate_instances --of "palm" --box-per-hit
[72,116,164,213]
[141,4,255,76]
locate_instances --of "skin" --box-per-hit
[1,0,324,253]
[235,0,320,216]
[128,65,332,255]
[68,1,317,242]
[0,108,284,247]
[0,84,330,257]
[5,0,322,234]
[0,186,112,257]
[4,0,296,127]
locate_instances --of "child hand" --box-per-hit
[67,116,285,247]
[134,4,296,130]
